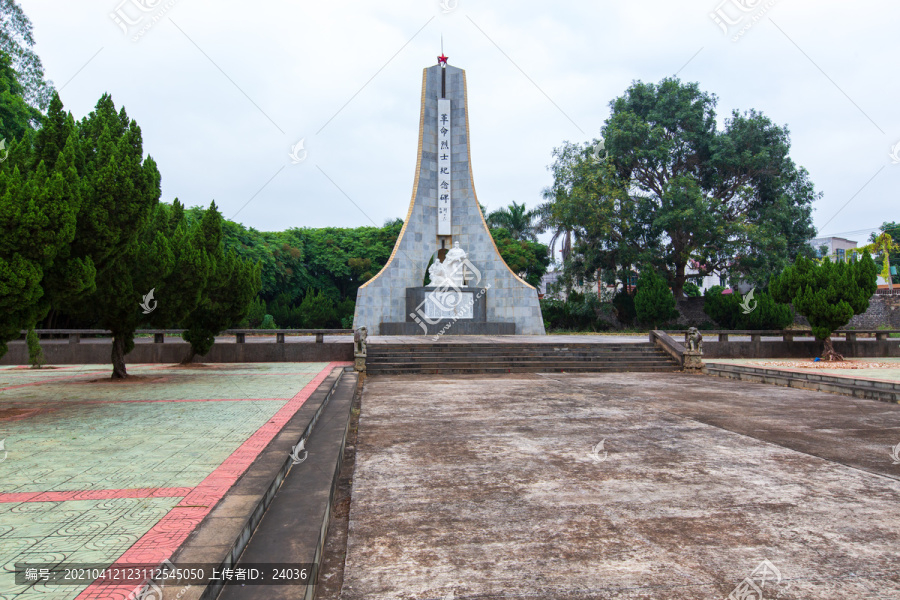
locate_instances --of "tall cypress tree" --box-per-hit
[181,201,261,363]
[67,94,161,378]
[0,88,79,357]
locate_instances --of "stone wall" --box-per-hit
[675,297,717,328]
[794,294,900,330]
[0,340,353,366]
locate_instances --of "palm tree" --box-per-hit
[535,199,574,263]
[486,201,540,242]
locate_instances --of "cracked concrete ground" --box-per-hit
[341,372,900,600]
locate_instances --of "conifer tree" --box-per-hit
[66,94,161,377]
[181,202,261,363]
[769,254,878,361]
[634,269,679,328]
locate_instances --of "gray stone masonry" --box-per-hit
[352,64,545,335]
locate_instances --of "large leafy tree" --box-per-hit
[539,141,648,294]
[769,254,877,361]
[603,78,817,298]
[490,227,550,287]
[866,223,899,288]
[181,202,261,363]
[0,0,53,110]
[0,50,38,140]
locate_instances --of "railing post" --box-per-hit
[783,332,793,342]
[750,334,761,344]
[276,333,285,343]
[846,332,857,343]
[718,333,729,342]
[236,332,245,344]
[876,332,888,341]
[154,333,164,344]
[315,333,324,343]
[69,333,80,345]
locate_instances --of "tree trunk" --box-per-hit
[181,349,196,365]
[111,334,128,379]
[821,336,844,362]
[673,260,687,299]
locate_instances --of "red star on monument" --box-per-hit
[438,53,449,65]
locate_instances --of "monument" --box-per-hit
[352,54,545,336]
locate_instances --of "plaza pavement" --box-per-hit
[343,371,900,600]
[0,362,349,600]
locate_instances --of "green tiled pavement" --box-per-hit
[0,498,181,598]
[0,363,331,600]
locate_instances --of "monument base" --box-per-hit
[378,286,515,335]
[379,321,516,335]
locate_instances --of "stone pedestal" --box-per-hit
[380,286,515,335]
[683,350,704,373]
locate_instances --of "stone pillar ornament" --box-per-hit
[354,326,368,372]
[683,327,704,373]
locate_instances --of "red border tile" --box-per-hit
[75,362,351,599]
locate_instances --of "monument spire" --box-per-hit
[352,59,546,336]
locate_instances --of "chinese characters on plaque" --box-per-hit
[437,98,451,235]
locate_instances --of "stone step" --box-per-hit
[366,355,677,365]
[368,364,678,374]
[368,348,664,357]
[371,343,658,351]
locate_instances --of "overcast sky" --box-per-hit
[19,0,900,252]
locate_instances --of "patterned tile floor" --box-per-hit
[0,362,349,599]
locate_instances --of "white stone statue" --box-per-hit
[428,241,469,288]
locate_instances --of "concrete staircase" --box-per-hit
[366,342,680,375]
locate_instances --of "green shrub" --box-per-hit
[612,290,636,325]
[260,314,278,329]
[297,289,338,328]
[539,291,611,332]
[702,286,736,329]
[243,296,267,328]
[683,281,702,297]
[26,328,45,369]
[703,286,793,330]
[634,270,678,328]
